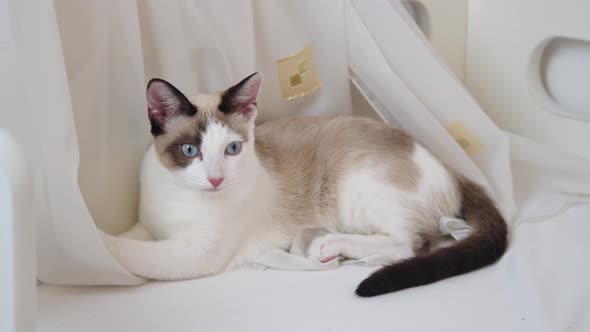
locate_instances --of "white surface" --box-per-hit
[0,156,15,332]
[37,183,590,332]
[466,0,590,159]
[0,129,35,332]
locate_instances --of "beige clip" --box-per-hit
[447,122,485,156]
[276,44,321,101]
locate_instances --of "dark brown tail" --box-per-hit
[355,177,508,297]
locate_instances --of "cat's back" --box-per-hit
[254,115,419,228]
[254,115,415,168]
[254,115,338,159]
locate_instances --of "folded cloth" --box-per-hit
[253,217,473,270]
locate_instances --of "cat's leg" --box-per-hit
[117,222,154,240]
[307,233,414,263]
[100,232,220,280]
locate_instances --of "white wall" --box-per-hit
[387,0,590,159]
[465,0,590,159]
[403,0,468,81]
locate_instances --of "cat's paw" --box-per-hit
[307,234,342,263]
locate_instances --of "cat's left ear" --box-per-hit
[219,73,262,120]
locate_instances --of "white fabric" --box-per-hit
[37,184,590,332]
[439,217,472,241]
[2,0,590,329]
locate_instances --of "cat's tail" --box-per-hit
[355,177,508,297]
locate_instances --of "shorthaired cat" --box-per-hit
[101,73,507,296]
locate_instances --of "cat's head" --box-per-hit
[145,73,262,193]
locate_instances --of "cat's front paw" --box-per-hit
[307,234,342,263]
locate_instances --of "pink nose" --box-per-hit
[208,177,224,188]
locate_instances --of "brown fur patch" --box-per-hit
[254,115,420,229]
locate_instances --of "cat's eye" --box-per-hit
[225,141,242,156]
[180,143,199,157]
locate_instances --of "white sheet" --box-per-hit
[37,181,590,332]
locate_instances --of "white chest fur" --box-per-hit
[138,147,285,267]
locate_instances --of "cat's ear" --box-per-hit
[219,73,262,120]
[146,79,197,136]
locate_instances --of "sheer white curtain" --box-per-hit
[1,0,589,286]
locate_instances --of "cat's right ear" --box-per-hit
[146,79,197,136]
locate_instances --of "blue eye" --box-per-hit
[181,143,199,157]
[225,141,242,156]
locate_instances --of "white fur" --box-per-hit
[307,145,460,262]
[413,145,461,223]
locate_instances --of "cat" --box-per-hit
[101,72,508,297]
